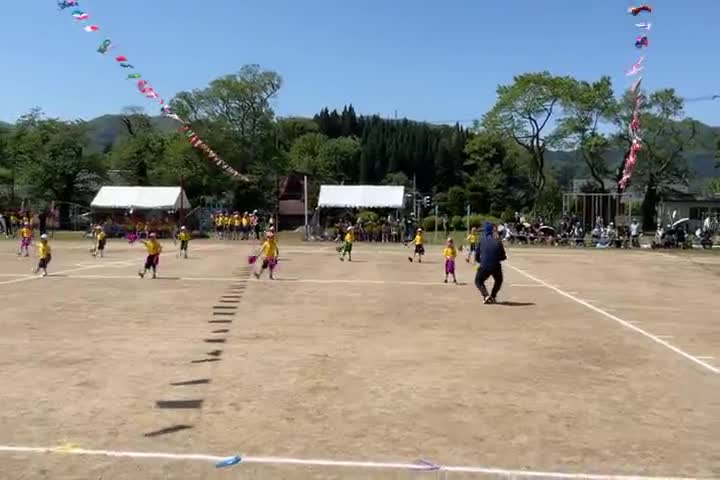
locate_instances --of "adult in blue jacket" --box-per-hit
[474,222,507,304]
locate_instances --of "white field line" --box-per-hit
[0,445,699,480]
[508,264,719,375]
[607,305,692,313]
[13,273,545,288]
[0,260,140,286]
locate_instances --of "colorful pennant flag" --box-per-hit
[58,0,79,9]
[57,2,246,180]
[97,39,112,54]
[620,5,654,191]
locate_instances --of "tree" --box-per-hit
[318,137,360,182]
[381,171,412,188]
[615,89,697,229]
[276,117,319,150]
[707,177,720,194]
[482,72,574,207]
[288,133,331,178]
[9,112,104,223]
[110,112,167,185]
[446,185,467,217]
[0,125,13,204]
[171,64,282,173]
[556,76,616,191]
[464,131,529,214]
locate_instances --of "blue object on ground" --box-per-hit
[215,455,242,468]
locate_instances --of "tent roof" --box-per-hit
[318,185,405,208]
[91,186,191,210]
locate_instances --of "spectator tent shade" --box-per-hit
[318,185,405,209]
[91,187,191,211]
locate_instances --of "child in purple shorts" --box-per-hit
[443,238,458,284]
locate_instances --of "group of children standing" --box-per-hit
[338,224,481,285]
[212,211,262,241]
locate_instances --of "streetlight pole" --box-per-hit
[179,175,185,227]
[412,173,417,219]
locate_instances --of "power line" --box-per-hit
[683,94,719,103]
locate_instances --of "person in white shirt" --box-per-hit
[630,219,641,247]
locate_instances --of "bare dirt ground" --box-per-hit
[0,237,718,479]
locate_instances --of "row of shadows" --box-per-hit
[143,264,252,438]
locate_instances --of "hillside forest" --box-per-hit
[0,65,718,229]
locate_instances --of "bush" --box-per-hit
[451,215,464,231]
[447,187,467,217]
[357,210,379,224]
[418,214,503,233]
[467,214,502,229]
[421,216,437,231]
[501,208,516,224]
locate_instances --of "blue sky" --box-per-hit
[1,1,718,125]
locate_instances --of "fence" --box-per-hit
[562,192,636,228]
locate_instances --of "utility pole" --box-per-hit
[179,175,185,227]
[412,173,417,219]
[303,175,309,240]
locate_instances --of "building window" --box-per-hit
[689,207,707,220]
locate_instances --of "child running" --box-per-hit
[177,226,190,259]
[443,238,458,284]
[339,226,354,262]
[408,228,425,263]
[18,222,32,257]
[33,234,52,277]
[465,227,477,263]
[138,232,162,279]
[93,225,107,258]
[254,231,279,280]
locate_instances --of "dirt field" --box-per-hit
[0,237,718,479]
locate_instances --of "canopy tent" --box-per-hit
[91,186,191,210]
[318,185,405,209]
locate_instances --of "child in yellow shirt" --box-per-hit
[443,238,458,284]
[33,234,52,277]
[254,231,279,280]
[138,232,162,279]
[93,225,107,258]
[177,226,190,259]
[408,228,425,263]
[17,222,32,257]
[339,226,354,262]
[465,227,477,263]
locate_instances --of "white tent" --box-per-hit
[318,185,405,209]
[91,186,191,210]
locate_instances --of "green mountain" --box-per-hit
[546,121,719,180]
[3,114,718,179]
[85,114,179,152]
